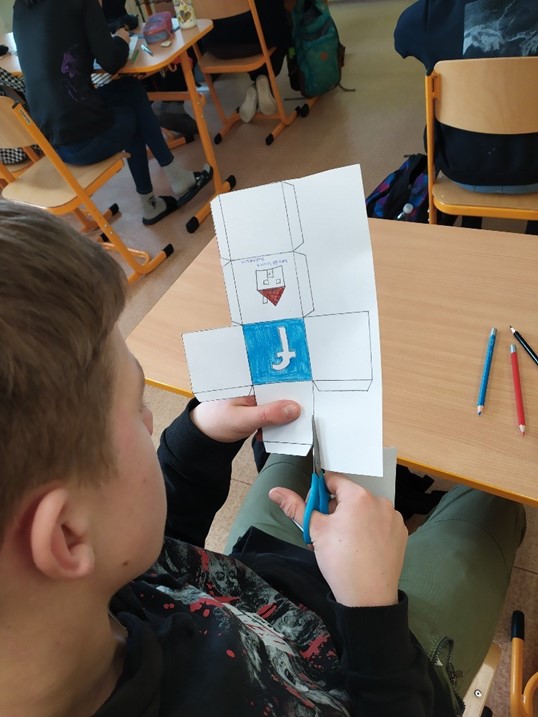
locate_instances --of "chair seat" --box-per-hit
[199,48,274,75]
[433,175,538,212]
[7,158,34,175]
[2,153,124,209]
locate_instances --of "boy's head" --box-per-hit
[0,201,166,589]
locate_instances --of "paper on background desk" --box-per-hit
[183,165,383,477]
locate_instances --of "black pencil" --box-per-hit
[510,326,538,367]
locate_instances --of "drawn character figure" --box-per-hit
[256,267,286,306]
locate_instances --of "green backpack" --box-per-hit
[288,0,344,99]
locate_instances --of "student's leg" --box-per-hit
[55,105,154,194]
[99,77,174,167]
[399,485,526,702]
[56,102,176,223]
[225,453,312,553]
[99,78,208,200]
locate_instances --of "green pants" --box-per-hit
[225,454,526,704]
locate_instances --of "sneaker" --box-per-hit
[256,74,277,115]
[239,84,258,123]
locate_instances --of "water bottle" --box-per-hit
[173,0,197,29]
[396,203,413,221]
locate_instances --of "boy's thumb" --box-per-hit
[268,487,305,526]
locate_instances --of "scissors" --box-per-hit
[303,417,330,544]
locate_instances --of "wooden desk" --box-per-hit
[1,22,234,232]
[127,219,538,506]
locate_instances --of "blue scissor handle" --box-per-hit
[303,471,330,544]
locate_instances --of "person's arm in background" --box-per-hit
[157,397,301,547]
[394,0,428,64]
[83,0,129,74]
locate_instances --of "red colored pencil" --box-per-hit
[510,344,526,436]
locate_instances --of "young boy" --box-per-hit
[0,201,525,716]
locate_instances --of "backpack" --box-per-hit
[365,154,430,222]
[287,0,344,99]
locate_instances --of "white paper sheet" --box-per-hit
[347,448,397,504]
[183,165,383,476]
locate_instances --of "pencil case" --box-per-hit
[143,11,173,44]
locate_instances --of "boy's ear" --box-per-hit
[29,487,95,581]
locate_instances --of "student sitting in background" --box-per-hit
[0,199,526,717]
[202,0,291,123]
[101,0,199,138]
[394,0,538,233]
[13,0,211,226]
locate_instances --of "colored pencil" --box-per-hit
[510,344,526,436]
[477,327,497,415]
[510,325,538,367]
[141,43,153,56]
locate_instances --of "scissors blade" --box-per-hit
[312,416,322,475]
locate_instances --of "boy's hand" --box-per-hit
[190,396,301,443]
[269,473,408,608]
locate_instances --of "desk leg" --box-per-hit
[178,52,236,233]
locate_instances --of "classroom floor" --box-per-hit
[90,1,536,713]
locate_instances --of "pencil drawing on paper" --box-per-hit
[256,267,286,305]
[182,166,383,476]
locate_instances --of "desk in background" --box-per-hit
[127,219,538,507]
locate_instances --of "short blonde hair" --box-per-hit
[0,201,126,539]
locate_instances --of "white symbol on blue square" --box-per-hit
[243,319,312,385]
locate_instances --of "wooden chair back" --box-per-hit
[0,96,35,149]
[192,0,251,21]
[424,57,538,224]
[431,57,538,135]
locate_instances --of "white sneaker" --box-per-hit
[256,75,277,115]
[239,84,257,123]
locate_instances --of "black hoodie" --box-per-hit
[94,402,458,716]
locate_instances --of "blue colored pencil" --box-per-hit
[477,327,497,415]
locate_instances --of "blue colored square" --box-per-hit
[243,319,312,385]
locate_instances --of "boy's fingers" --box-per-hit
[323,471,367,497]
[251,400,301,429]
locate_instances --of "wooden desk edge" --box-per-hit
[120,20,213,74]
[142,377,537,507]
[398,456,538,508]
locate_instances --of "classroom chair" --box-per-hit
[425,57,538,225]
[0,97,173,284]
[0,154,34,189]
[461,642,500,717]
[510,610,537,717]
[190,0,316,146]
